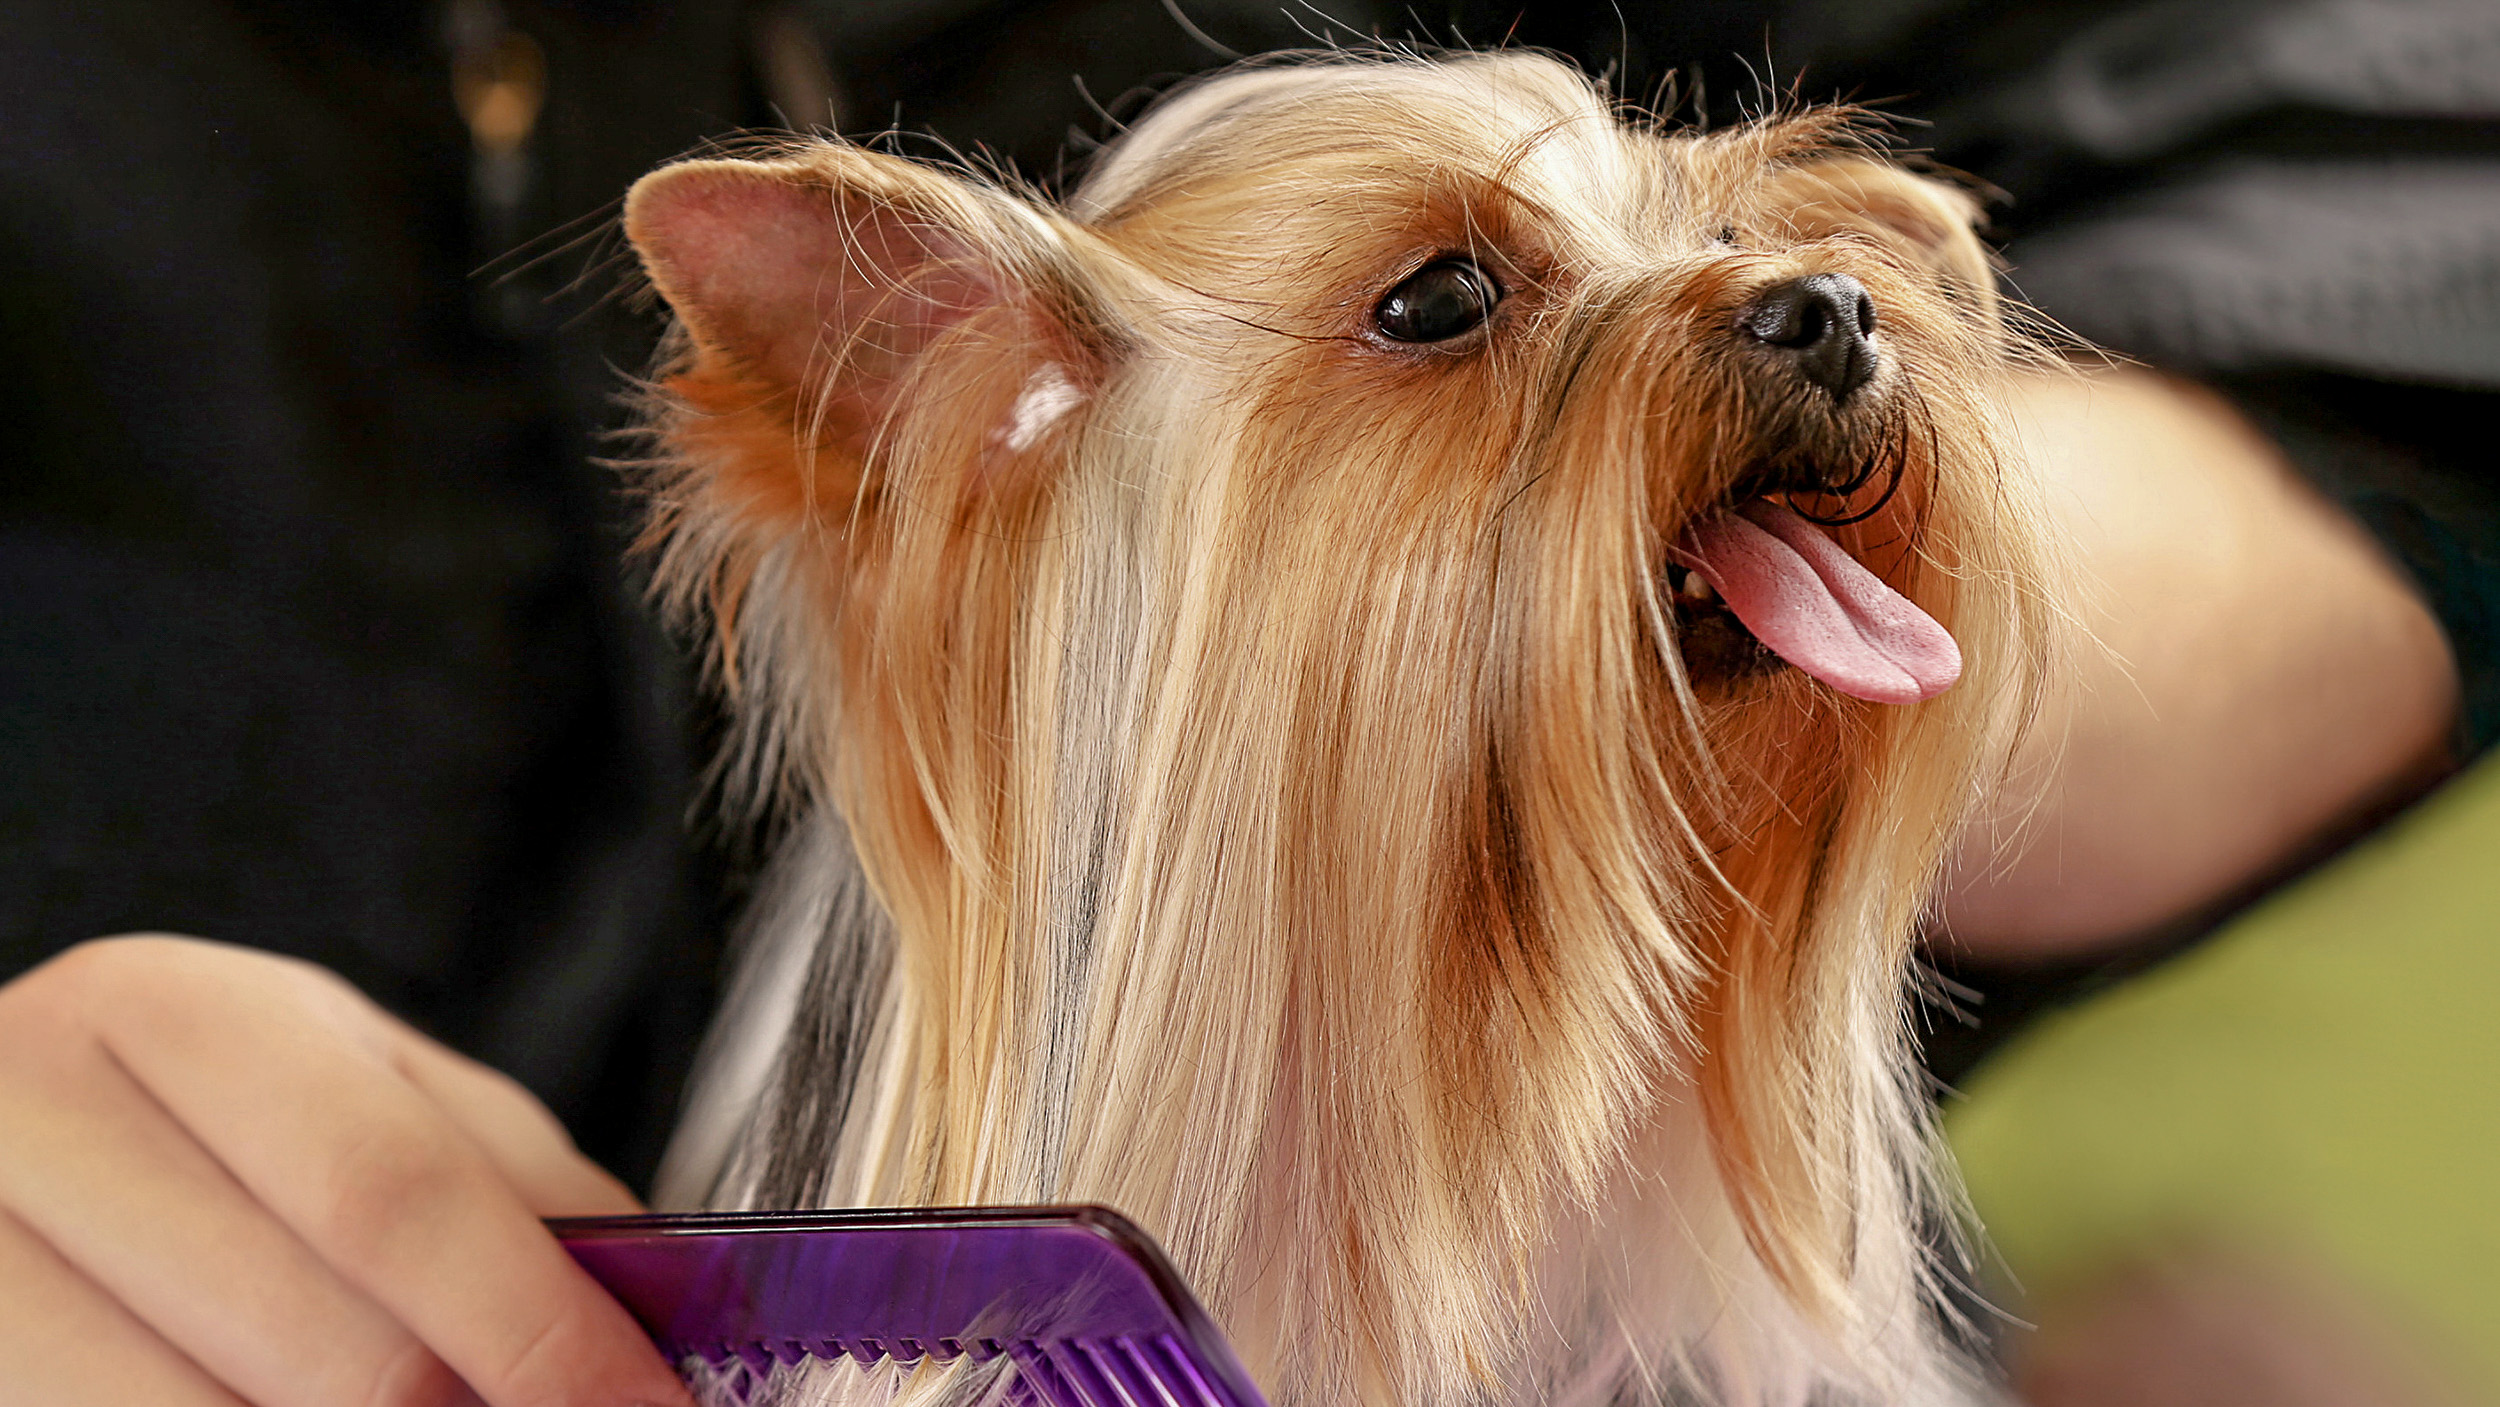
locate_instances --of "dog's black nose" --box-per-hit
[1742,273,1878,403]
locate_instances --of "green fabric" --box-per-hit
[1948,751,2500,1394]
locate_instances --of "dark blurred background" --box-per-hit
[2,0,2492,1196]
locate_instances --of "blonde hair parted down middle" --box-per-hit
[626,49,2057,1407]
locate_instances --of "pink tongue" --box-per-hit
[1674,500,1961,704]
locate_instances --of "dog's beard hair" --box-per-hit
[655,805,908,1211]
[678,1349,1015,1407]
[640,52,2059,1407]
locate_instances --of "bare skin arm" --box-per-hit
[1937,367,2460,960]
[1937,371,2472,1404]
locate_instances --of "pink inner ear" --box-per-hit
[625,162,1001,400]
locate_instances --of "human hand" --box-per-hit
[0,935,695,1407]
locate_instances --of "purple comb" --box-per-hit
[554,1205,1270,1407]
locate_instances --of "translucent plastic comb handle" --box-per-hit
[553,1205,1268,1407]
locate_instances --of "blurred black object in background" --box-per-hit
[3,0,2493,1185]
[0,0,764,1187]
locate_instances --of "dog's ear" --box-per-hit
[625,145,1097,476]
[1759,157,1997,307]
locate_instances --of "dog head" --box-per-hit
[628,52,2053,1407]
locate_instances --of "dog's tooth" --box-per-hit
[1682,572,1717,603]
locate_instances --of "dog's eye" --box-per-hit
[1375,259,1499,343]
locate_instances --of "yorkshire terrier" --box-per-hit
[625,51,2055,1407]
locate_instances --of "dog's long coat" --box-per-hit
[627,52,2055,1407]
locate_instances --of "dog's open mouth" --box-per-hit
[1667,498,1960,705]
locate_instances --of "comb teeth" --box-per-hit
[674,1333,1229,1407]
[677,1335,1028,1368]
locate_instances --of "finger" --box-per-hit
[384,1030,642,1217]
[0,988,475,1407]
[0,1205,252,1407]
[87,940,693,1407]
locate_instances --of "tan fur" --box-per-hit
[628,52,2058,1407]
